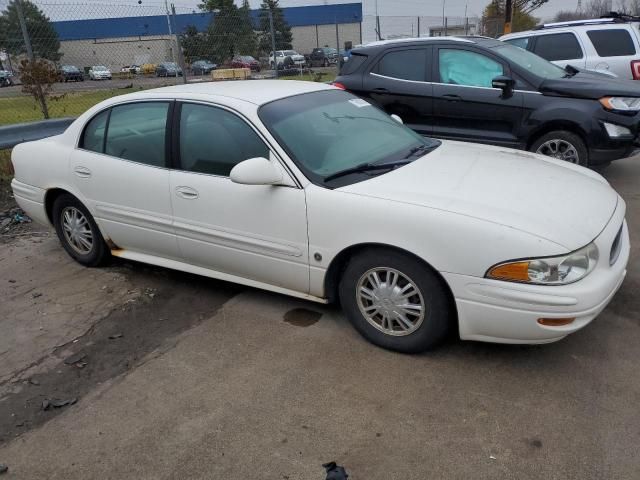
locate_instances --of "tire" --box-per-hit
[323,59,329,67]
[270,62,275,70]
[529,130,588,166]
[339,248,453,353]
[52,194,110,267]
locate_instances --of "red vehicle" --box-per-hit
[230,55,261,72]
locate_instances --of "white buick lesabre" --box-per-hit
[11,81,629,352]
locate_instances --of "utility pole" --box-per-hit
[171,4,188,84]
[165,0,178,78]
[442,0,446,33]
[504,0,514,34]
[269,9,277,78]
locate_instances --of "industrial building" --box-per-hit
[51,3,362,71]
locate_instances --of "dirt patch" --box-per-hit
[0,260,243,446]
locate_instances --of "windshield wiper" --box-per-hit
[403,143,437,159]
[323,160,413,182]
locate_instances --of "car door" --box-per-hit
[432,46,524,148]
[70,101,180,259]
[530,31,587,70]
[362,47,433,135]
[169,102,309,293]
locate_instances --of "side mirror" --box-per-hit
[492,75,516,96]
[230,157,285,186]
[390,114,403,124]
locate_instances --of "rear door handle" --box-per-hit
[73,166,92,178]
[442,94,462,102]
[373,87,389,93]
[175,186,199,199]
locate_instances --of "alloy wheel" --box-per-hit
[536,139,580,163]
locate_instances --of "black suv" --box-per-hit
[307,47,339,67]
[335,37,640,166]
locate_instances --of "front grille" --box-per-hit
[610,224,624,266]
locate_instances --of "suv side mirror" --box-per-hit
[492,75,516,97]
[230,157,291,186]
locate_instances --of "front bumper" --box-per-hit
[442,201,629,344]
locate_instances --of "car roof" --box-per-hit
[131,80,334,106]
[352,36,505,54]
[501,16,640,38]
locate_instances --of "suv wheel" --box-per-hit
[339,248,453,353]
[323,58,329,67]
[530,130,588,166]
[52,194,110,267]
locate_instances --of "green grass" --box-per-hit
[0,88,146,126]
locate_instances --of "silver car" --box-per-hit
[500,14,640,80]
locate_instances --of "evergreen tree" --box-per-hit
[258,0,292,55]
[0,0,61,62]
[199,0,256,63]
[236,0,257,56]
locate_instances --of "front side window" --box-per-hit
[80,109,109,153]
[533,33,584,61]
[105,102,169,167]
[259,90,439,186]
[374,49,427,81]
[178,103,269,177]
[587,29,636,57]
[439,49,504,87]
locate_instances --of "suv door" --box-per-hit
[432,46,524,148]
[530,31,587,70]
[169,102,309,293]
[362,47,433,135]
[70,101,179,259]
[584,27,640,79]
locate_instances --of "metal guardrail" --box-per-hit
[0,118,75,150]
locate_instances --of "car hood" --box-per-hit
[540,71,640,99]
[339,141,618,250]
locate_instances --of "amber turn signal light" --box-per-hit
[537,318,576,327]
[487,261,530,282]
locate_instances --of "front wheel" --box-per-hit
[52,194,110,267]
[529,130,588,166]
[339,249,453,353]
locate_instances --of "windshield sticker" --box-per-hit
[348,98,371,108]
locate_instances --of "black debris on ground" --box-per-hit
[323,462,349,480]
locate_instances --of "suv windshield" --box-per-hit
[494,43,567,79]
[259,90,439,187]
[283,50,297,56]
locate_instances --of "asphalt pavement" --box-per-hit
[0,156,638,479]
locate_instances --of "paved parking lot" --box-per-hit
[0,156,639,479]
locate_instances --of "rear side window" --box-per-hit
[504,37,530,50]
[374,49,427,81]
[533,33,584,61]
[587,29,636,57]
[80,109,109,153]
[105,102,169,167]
[340,53,367,75]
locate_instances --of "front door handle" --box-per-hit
[373,87,389,93]
[73,166,92,178]
[442,94,462,102]
[175,186,199,200]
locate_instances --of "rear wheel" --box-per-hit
[339,248,453,353]
[530,130,588,166]
[52,194,110,267]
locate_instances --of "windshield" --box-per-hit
[62,66,78,72]
[93,66,107,71]
[164,62,178,68]
[259,90,439,187]
[493,43,567,79]
[284,50,297,56]
[241,56,254,61]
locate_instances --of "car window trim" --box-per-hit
[173,100,301,188]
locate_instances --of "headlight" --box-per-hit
[600,97,640,111]
[486,243,599,285]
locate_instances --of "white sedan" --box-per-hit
[10,81,629,352]
[88,65,112,80]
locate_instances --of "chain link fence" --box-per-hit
[0,0,479,127]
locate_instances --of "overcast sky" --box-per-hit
[0,0,574,22]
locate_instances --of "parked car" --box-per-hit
[334,36,640,166]
[156,62,183,77]
[269,50,305,69]
[120,65,141,74]
[89,65,112,80]
[59,65,84,82]
[308,47,340,67]
[0,70,13,87]
[230,55,260,72]
[191,60,217,75]
[10,81,629,353]
[500,13,640,80]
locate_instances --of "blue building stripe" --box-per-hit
[52,3,362,41]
